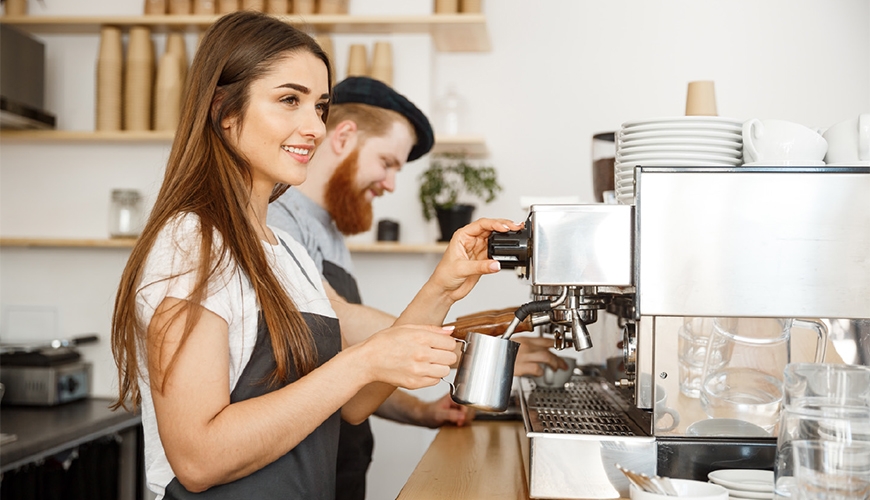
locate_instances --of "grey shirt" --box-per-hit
[267,188,355,277]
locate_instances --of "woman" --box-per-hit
[111,11,522,500]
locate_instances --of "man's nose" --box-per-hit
[380,169,397,193]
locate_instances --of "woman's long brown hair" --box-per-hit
[111,11,333,410]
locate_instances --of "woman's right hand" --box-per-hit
[356,324,459,390]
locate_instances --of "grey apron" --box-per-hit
[321,260,373,500]
[164,239,341,499]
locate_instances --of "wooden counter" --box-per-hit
[398,420,631,500]
[398,420,530,500]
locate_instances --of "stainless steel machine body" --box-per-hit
[492,167,870,498]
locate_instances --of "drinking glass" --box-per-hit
[792,440,870,499]
[774,363,870,498]
[775,403,870,498]
[678,317,716,398]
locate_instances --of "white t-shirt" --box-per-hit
[134,212,335,498]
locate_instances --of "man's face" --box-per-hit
[324,120,414,235]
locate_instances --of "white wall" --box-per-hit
[1,1,868,498]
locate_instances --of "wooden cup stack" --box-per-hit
[193,0,216,14]
[370,42,393,87]
[294,0,316,14]
[346,44,368,79]
[314,34,335,85]
[265,0,290,14]
[124,26,155,131]
[96,26,124,131]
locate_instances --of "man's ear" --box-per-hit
[330,119,359,155]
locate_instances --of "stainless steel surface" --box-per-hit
[0,361,91,406]
[499,168,869,498]
[519,376,655,499]
[635,167,870,319]
[530,204,633,287]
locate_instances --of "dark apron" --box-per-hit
[322,260,373,500]
[164,240,341,500]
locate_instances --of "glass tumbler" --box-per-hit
[792,439,870,499]
[678,317,717,398]
[774,363,870,498]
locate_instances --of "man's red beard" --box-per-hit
[325,148,374,235]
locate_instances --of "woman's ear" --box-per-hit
[330,119,358,155]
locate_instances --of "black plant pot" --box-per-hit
[435,204,475,242]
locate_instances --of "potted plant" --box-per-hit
[418,152,502,242]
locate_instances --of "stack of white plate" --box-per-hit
[615,116,744,204]
[707,469,774,500]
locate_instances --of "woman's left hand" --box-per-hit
[431,217,523,302]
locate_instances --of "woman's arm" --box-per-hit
[339,218,522,419]
[148,298,456,492]
[395,218,523,327]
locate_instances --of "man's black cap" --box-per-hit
[332,76,434,162]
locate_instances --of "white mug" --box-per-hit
[823,113,870,164]
[742,118,828,164]
[655,384,680,433]
[531,356,577,388]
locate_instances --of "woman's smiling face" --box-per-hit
[223,50,330,191]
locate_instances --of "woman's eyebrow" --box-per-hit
[277,82,310,93]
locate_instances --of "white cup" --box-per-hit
[823,113,870,164]
[742,118,828,164]
[655,384,680,433]
[531,356,576,388]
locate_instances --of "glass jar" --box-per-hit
[434,85,467,136]
[109,189,143,238]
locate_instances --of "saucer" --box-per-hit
[622,116,744,129]
[708,469,773,493]
[618,144,742,158]
[686,418,770,437]
[742,160,825,166]
[617,136,742,149]
[620,129,742,142]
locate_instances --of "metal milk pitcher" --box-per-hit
[446,331,520,412]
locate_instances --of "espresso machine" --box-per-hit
[486,166,870,499]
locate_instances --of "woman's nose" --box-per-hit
[300,109,326,142]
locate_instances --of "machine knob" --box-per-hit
[487,224,531,269]
[60,376,79,394]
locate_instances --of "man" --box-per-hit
[268,77,564,499]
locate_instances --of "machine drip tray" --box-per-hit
[525,377,647,436]
[519,375,656,499]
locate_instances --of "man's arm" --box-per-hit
[374,390,472,428]
[323,280,395,346]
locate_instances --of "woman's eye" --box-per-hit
[315,102,329,115]
[281,95,299,106]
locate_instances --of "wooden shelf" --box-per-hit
[0,130,487,155]
[0,237,139,248]
[0,130,176,142]
[0,237,448,253]
[0,14,490,52]
[431,134,487,156]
